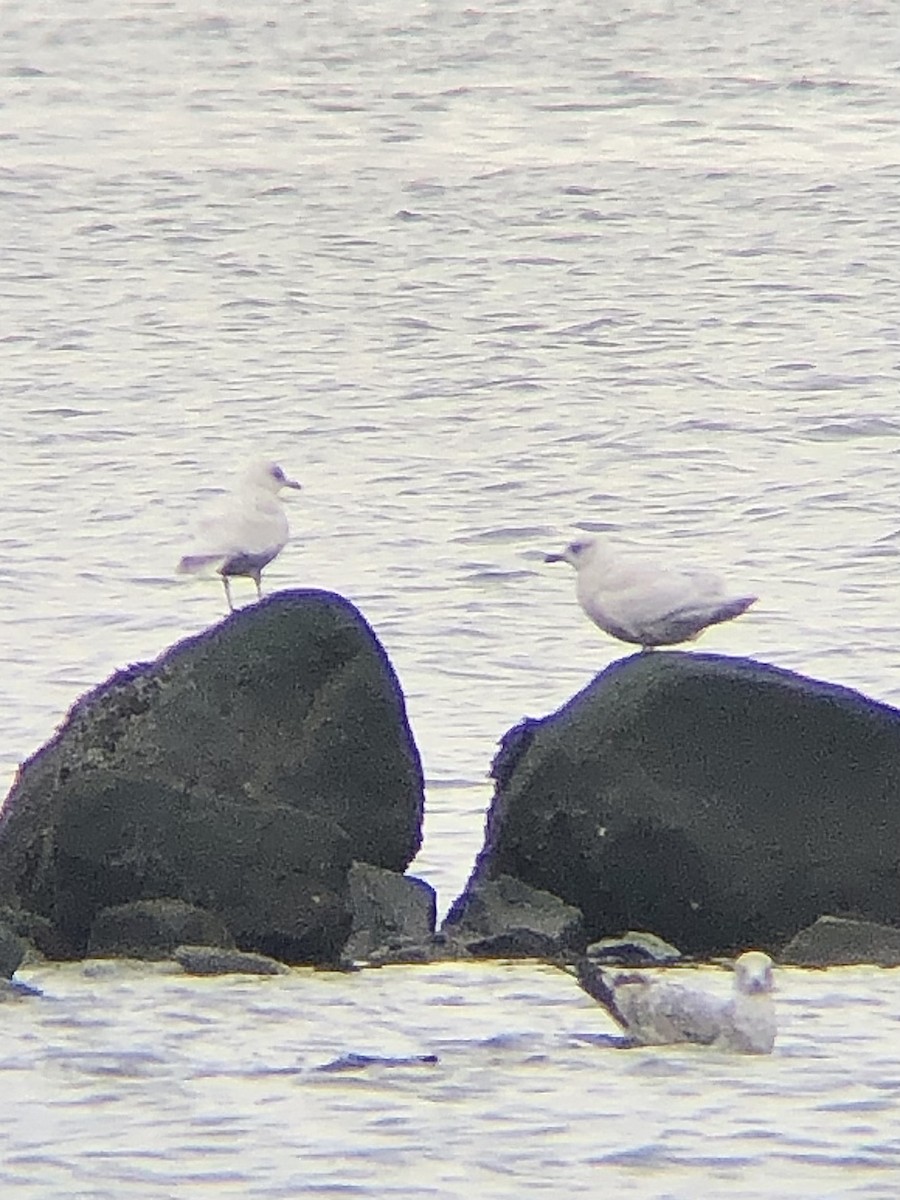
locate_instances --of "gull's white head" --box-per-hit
[733,950,774,996]
[241,459,302,494]
[545,537,598,569]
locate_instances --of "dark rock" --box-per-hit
[584,931,682,966]
[341,863,436,964]
[0,906,67,960]
[362,941,445,965]
[0,590,424,963]
[442,874,586,958]
[88,898,235,960]
[0,921,26,979]
[173,945,291,976]
[780,915,900,967]
[452,653,900,957]
[53,790,353,964]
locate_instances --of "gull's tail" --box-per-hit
[177,553,227,576]
[711,594,758,625]
[669,593,758,639]
[572,959,635,1030]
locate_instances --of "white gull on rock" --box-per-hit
[574,950,776,1054]
[177,459,302,611]
[545,536,756,651]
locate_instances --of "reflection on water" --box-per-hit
[3,0,900,1192]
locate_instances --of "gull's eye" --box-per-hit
[569,540,589,557]
[270,465,286,482]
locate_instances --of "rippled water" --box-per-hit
[3,960,900,1198]
[2,0,900,1193]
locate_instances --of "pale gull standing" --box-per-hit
[545,536,756,651]
[574,950,776,1054]
[177,459,302,611]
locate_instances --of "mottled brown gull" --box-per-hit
[177,459,302,611]
[545,536,756,651]
[574,950,776,1054]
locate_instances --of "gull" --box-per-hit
[573,950,776,1054]
[545,536,756,651]
[177,459,302,611]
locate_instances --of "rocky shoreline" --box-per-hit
[0,589,898,986]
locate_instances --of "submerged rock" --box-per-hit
[451,653,900,957]
[0,980,42,1001]
[315,1053,439,1073]
[0,590,425,964]
[780,915,900,967]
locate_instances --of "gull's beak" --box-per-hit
[544,551,565,563]
[744,974,773,995]
[284,479,302,491]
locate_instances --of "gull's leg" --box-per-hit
[222,575,234,612]
[251,569,262,601]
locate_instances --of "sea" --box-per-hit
[1,0,899,1194]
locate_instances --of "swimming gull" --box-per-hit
[545,536,756,651]
[177,459,302,611]
[574,950,776,1054]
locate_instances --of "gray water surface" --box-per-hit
[3,960,900,1198]
[2,0,900,1193]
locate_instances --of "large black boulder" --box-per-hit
[449,652,900,957]
[0,590,424,963]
